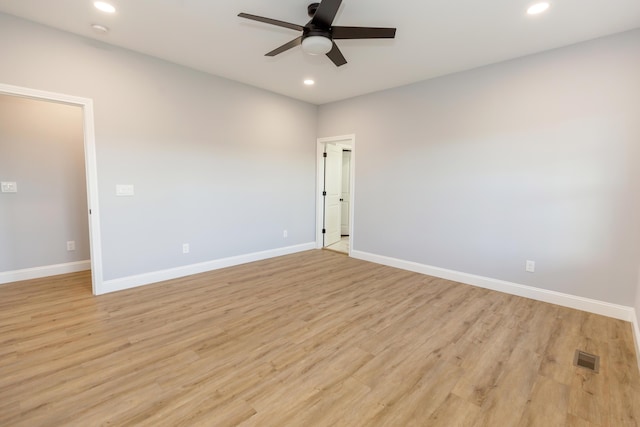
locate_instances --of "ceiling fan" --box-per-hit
[238,0,396,67]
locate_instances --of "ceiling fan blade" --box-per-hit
[266,36,303,56]
[332,26,396,39]
[311,0,342,27]
[326,42,347,67]
[238,13,304,32]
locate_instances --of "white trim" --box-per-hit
[0,261,91,284]
[97,242,315,295]
[316,134,356,255]
[632,311,640,372]
[351,250,636,322]
[0,83,103,295]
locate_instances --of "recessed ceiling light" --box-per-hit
[94,1,116,14]
[303,79,315,86]
[527,2,550,15]
[91,24,109,34]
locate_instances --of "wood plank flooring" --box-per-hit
[1,250,639,426]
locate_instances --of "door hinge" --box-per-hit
[322,229,326,234]
[322,191,327,196]
[89,209,92,215]
[323,152,327,158]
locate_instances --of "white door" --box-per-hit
[341,150,351,236]
[323,143,342,246]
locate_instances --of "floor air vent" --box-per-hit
[574,350,600,373]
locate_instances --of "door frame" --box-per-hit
[316,134,355,254]
[0,83,103,295]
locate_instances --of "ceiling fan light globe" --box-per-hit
[302,36,333,55]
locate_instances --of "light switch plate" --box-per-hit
[116,184,135,196]
[1,182,17,193]
[525,260,535,272]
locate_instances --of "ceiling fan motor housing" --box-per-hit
[303,25,331,40]
[303,3,332,44]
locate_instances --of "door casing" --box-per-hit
[0,83,103,295]
[316,134,355,253]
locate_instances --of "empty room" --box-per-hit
[1,0,639,425]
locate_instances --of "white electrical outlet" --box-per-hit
[67,241,76,251]
[182,243,190,254]
[283,230,288,238]
[526,260,535,272]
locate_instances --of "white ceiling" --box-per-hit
[1,0,639,105]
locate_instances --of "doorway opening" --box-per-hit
[0,83,103,294]
[316,135,355,255]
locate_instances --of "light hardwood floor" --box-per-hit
[1,250,639,426]
[325,236,349,254]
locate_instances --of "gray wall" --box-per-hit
[0,14,317,281]
[0,95,89,271]
[318,29,640,306]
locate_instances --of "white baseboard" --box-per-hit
[0,260,91,284]
[351,250,635,322]
[98,242,316,295]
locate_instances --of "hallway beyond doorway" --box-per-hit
[325,236,349,254]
